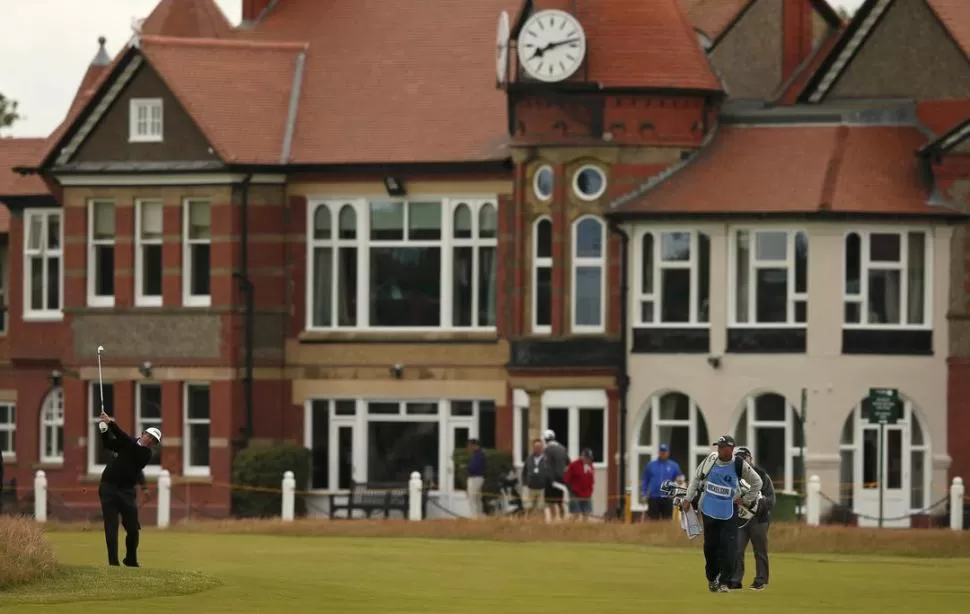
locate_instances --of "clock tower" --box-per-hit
[498,0,725,514]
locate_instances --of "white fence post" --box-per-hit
[281,471,295,522]
[806,474,821,527]
[157,469,171,529]
[34,470,47,523]
[408,471,423,521]
[951,477,965,531]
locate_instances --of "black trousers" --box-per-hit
[702,514,738,583]
[647,497,673,520]
[733,519,770,585]
[99,483,141,565]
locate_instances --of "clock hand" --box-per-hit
[544,37,580,52]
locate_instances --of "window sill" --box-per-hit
[87,299,115,309]
[33,461,64,470]
[129,136,164,144]
[299,330,499,344]
[22,313,64,323]
[1,454,15,463]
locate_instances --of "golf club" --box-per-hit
[97,344,106,415]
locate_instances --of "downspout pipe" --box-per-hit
[233,174,255,447]
[609,220,631,519]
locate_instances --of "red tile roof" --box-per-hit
[141,0,233,39]
[926,0,970,58]
[139,35,308,164]
[0,138,51,232]
[612,124,955,217]
[679,0,752,39]
[774,25,845,104]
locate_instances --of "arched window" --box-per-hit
[40,387,64,464]
[533,216,553,333]
[733,392,805,492]
[631,391,710,510]
[309,203,358,328]
[571,216,605,332]
[838,396,931,528]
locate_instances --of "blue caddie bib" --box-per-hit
[701,461,737,520]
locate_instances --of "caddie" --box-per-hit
[681,435,762,593]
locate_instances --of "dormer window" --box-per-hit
[129,98,163,142]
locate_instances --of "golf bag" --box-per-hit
[660,479,689,507]
[494,469,524,516]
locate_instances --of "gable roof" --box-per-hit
[679,0,752,40]
[610,120,963,219]
[799,0,969,103]
[140,0,233,39]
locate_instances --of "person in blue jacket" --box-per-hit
[641,444,682,520]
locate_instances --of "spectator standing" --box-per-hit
[466,439,486,518]
[563,448,595,520]
[641,443,682,520]
[520,439,548,516]
[542,429,569,521]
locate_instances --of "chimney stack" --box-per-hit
[782,0,815,82]
[243,0,274,22]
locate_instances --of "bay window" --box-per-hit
[844,231,930,327]
[635,230,710,325]
[307,198,498,330]
[88,200,116,307]
[571,216,606,333]
[23,209,62,320]
[732,229,808,325]
[135,199,164,306]
[532,217,552,333]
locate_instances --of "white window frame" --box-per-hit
[305,197,499,332]
[23,209,63,321]
[183,382,211,477]
[183,199,212,308]
[629,392,710,511]
[734,393,805,492]
[728,228,808,327]
[135,199,164,307]
[87,381,112,475]
[129,98,163,143]
[39,387,65,464]
[532,216,553,334]
[842,229,932,330]
[136,382,163,475]
[570,215,606,333]
[87,200,116,308]
[512,389,529,467]
[540,389,609,468]
[633,229,709,327]
[533,165,554,201]
[572,164,607,201]
[0,402,15,459]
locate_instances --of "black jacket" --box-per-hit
[99,422,153,490]
[752,466,776,522]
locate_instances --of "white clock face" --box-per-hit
[517,9,586,83]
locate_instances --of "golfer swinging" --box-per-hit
[97,411,160,567]
[681,435,762,593]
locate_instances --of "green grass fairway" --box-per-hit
[3,531,969,613]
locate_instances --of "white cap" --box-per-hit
[543,429,555,441]
[144,427,162,442]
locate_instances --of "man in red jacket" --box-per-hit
[563,448,595,520]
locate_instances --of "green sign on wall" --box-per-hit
[867,388,901,425]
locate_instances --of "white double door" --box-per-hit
[443,419,477,516]
[855,422,909,528]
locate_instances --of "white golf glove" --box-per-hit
[98,422,109,434]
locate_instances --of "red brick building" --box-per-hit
[0,0,967,524]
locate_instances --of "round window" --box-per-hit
[573,165,606,201]
[533,165,554,201]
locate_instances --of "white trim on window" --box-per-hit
[136,382,163,475]
[135,199,164,307]
[305,197,499,331]
[571,215,606,333]
[842,229,932,330]
[734,393,805,492]
[572,164,607,201]
[540,389,609,467]
[633,229,710,327]
[533,165,554,201]
[23,209,63,322]
[512,389,529,467]
[129,98,163,143]
[728,228,808,328]
[183,382,211,477]
[183,199,212,307]
[39,387,65,464]
[87,200,116,308]
[532,215,553,334]
[0,402,15,459]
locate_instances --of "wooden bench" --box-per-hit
[328,480,427,519]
